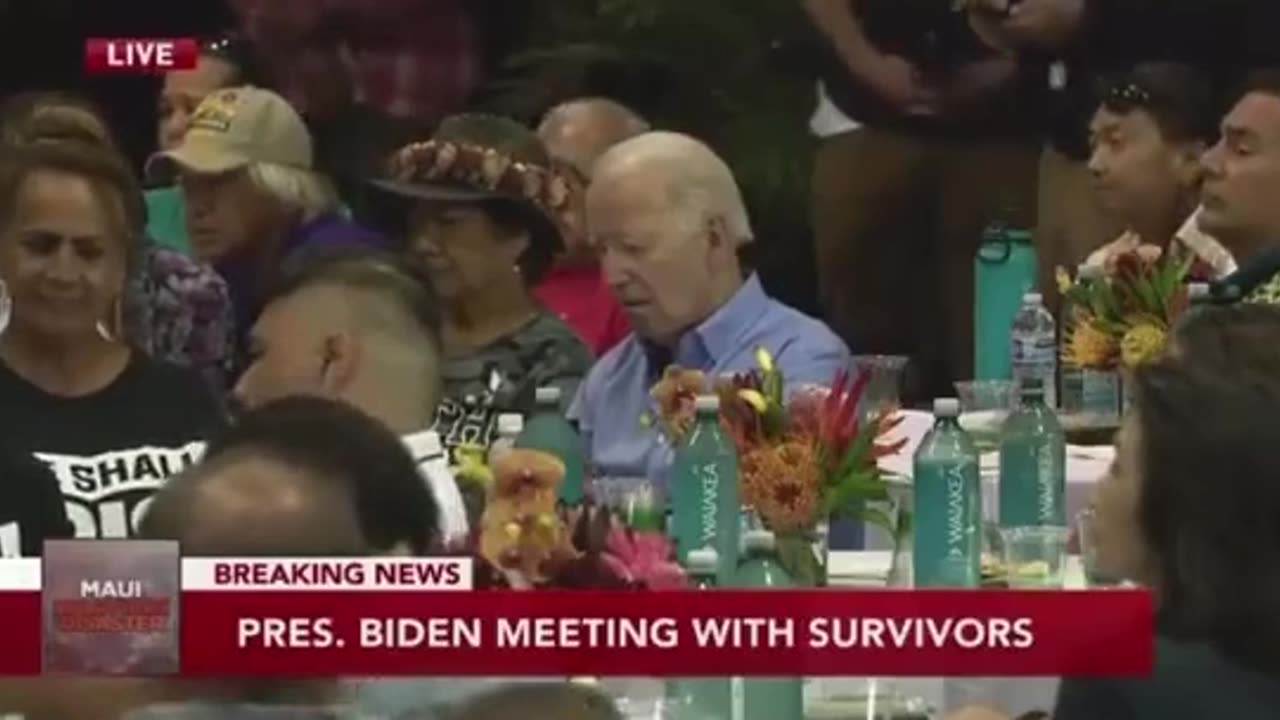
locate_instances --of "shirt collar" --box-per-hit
[641,274,769,375]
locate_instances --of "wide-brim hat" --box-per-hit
[369,113,575,254]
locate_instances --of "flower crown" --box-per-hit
[388,140,576,232]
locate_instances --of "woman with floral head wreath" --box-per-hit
[371,114,593,460]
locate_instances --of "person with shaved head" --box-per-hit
[231,245,468,545]
[568,131,850,486]
[534,98,649,355]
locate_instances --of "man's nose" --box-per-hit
[1201,142,1224,177]
[600,247,629,287]
[1086,149,1106,179]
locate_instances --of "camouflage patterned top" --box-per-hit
[432,311,593,459]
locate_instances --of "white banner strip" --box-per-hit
[0,559,40,591]
[181,557,473,591]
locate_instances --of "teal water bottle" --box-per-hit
[975,214,1037,381]
[514,387,585,504]
[671,396,741,584]
[912,398,982,588]
[667,548,732,719]
[998,378,1066,528]
[733,530,803,720]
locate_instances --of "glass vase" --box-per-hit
[774,525,828,588]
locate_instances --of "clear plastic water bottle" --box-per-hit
[666,549,732,720]
[486,413,524,466]
[1010,292,1057,408]
[998,378,1066,528]
[733,530,803,720]
[514,387,585,504]
[671,395,740,584]
[912,399,982,588]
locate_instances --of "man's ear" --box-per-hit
[319,332,361,395]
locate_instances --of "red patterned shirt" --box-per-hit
[231,0,478,121]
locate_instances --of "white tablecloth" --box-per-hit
[811,550,1083,718]
[866,411,1112,551]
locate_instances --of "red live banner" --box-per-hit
[180,590,1154,677]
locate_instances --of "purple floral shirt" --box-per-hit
[124,243,235,392]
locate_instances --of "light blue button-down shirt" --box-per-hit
[568,274,850,487]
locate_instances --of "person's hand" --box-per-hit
[855,53,940,115]
[943,56,1019,108]
[1001,0,1086,50]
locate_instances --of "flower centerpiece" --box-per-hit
[1058,242,1193,372]
[471,448,687,590]
[652,349,907,586]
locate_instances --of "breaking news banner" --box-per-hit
[0,549,1156,677]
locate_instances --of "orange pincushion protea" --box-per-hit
[740,441,822,533]
[1063,318,1119,368]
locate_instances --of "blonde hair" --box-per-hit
[246,162,341,221]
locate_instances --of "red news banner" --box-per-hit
[0,557,1153,676]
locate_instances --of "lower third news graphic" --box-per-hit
[42,539,180,674]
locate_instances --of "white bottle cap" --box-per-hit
[496,413,524,436]
[1023,291,1043,304]
[741,529,775,552]
[534,386,561,405]
[686,547,719,573]
[933,398,960,417]
[694,395,720,412]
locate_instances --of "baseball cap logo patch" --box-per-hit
[188,93,239,134]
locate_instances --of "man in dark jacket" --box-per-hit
[804,0,1043,402]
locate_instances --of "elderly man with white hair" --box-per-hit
[569,131,850,485]
[148,86,388,373]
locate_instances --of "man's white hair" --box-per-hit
[247,162,342,220]
[593,131,753,245]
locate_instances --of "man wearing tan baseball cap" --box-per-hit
[150,84,312,177]
[148,86,387,376]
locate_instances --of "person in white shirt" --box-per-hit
[230,245,469,546]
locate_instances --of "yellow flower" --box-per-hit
[738,389,768,414]
[1063,320,1118,368]
[1056,266,1073,294]
[453,444,492,489]
[755,346,775,374]
[1121,323,1168,368]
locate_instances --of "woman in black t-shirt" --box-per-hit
[0,139,222,539]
